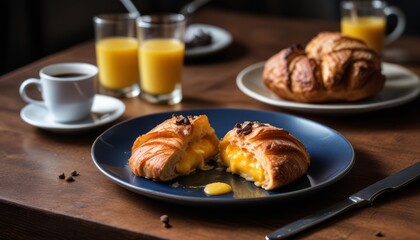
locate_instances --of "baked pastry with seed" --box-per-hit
[263,32,385,103]
[219,121,310,190]
[129,115,219,181]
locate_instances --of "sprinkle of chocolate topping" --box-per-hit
[235,123,242,134]
[236,128,242,135]
[58,173,65,179]
[70,170,79,176]
[235,122,252,136]
[235,121,269,136]
[243,129,252,135]
[175,115,191,125]
[242,122,253,135]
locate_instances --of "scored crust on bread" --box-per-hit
[219,121,310,190]
[128,114,219,181]
[263,32,386,103]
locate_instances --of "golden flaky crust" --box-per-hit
[128,115,219,181]
[219,122,310,190]
[263,32,385,103]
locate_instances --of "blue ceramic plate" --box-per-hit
[92,108,354,206]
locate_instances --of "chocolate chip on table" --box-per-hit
[160,214,171,228]
[65,176,75,182]
[375,231,384,237]
[58,170,79,182]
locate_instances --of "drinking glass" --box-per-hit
[137,14,186,105]
[94,13,140,98]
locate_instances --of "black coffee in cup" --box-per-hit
[51,73,88,78]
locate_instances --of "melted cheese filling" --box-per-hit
[176,136,217,175]
[220,144,265,186]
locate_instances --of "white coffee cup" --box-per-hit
[19,63,98,123]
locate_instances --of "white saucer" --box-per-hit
[185,23,232,57]
[20,94,125,133]
[236,62,420,115]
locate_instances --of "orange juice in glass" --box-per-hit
[94,13,140,97]
[137,14,186,104]
[96,37,139,89]
[340,1,406,54]
[140,39,184,95]
[341,16,385,53]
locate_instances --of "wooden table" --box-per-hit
[1,8,419,240]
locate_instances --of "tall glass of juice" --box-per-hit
[137,14,186,105]
[94,13,140,98]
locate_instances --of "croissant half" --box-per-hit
[263,32,386,103]
[219,121,310,190]
[128,115,219,181]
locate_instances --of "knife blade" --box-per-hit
[266,162,420,240]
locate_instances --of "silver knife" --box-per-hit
[266,162,420,240]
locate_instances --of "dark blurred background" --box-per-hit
[1,0,419,75]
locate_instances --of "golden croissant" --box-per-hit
[128,114,219,181]
[263,32,385,103]
[219,121,310,190]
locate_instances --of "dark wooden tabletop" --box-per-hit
[1,8,419,240]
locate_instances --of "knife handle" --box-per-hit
[354,162,420,202]
[265,198,368,240]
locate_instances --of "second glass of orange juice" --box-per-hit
[94,13,140,98]
[137,14,186,105]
